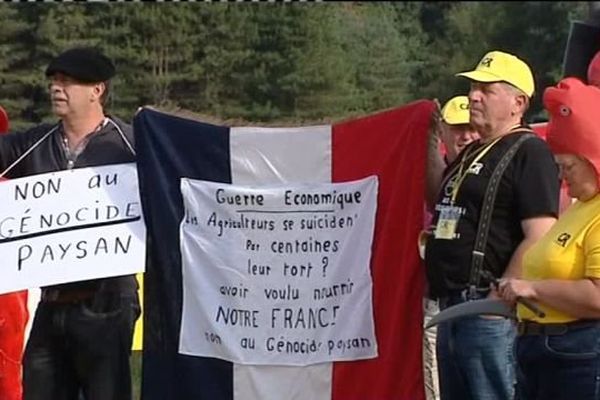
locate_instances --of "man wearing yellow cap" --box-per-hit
[426,96,480,209]
[424,51,560,400]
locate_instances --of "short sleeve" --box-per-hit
[512,137,560,219]
[584,220,600,278]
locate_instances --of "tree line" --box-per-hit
[0,2,589,130]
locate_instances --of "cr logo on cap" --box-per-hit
[459,102,469,110]
[480,57,493,68]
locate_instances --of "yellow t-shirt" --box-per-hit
[518,194,600,323]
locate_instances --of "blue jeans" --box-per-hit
[436,293,516,400]
[515,321,600,400]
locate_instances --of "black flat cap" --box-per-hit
[45,47,115,83]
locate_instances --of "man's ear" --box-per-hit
[514,93,529,115]
[92,82,106,101]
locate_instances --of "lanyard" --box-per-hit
[449,136,502,203]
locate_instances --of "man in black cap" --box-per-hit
[0,47,139,400]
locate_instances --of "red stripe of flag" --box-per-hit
[331,100,434,399]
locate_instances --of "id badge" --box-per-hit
[434,205,462,240]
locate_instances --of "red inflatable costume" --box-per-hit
[544,77,600,176]
[0,105,28,400]
[587,51,600,88]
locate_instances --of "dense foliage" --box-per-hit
[0,2,589,130]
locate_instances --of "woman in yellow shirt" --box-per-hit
[498,77,600,400]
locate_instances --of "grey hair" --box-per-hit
[501,82,530,113]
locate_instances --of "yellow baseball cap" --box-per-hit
[441,96,470,125]
[456,51,535,97]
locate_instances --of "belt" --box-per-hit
[438,288,491,308]
[517,320,598,336]
[41,288,96,304]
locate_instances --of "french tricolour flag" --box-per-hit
[134,101,433,400]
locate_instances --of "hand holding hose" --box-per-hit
[482,270,546,318]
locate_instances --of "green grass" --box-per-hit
[132,351,142,400]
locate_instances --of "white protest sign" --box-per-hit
[0,163,146,294]
[179,176,378,366]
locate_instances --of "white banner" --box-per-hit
[0,163,146,294]
[179,176,378,366]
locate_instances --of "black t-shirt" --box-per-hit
[425,130,560,299]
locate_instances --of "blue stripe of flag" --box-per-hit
[134,108,233,400]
